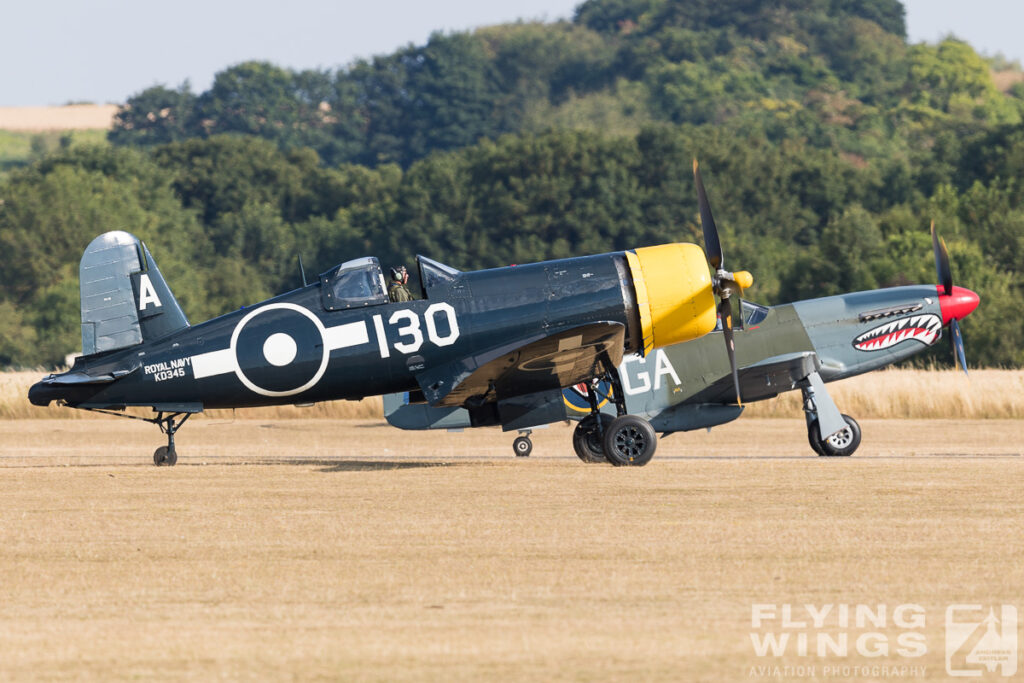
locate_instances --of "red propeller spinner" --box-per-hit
[937,285,980,326]
[931,222,978,375]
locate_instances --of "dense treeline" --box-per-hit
[1,0,1023,368]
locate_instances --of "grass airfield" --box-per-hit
[0,417,1021,681]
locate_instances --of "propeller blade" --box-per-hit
[950,317,968,376]
[720,297,742,406]
[931,221,952,296]
[693,159,723,271]
[693,161,751,406]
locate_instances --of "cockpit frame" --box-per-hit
[320,257,389,311]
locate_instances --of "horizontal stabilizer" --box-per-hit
[28,364,140,406]
[45,371,120,385]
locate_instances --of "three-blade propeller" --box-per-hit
[693,160,753,406]
[931,222,975,375]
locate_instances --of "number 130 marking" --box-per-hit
[372,303,460,358]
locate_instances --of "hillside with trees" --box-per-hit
[2,0,1022,368]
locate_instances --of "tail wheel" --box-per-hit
[603,415,657,467]
[572,413,612,463]
[153,446,177,466]
[809,414,861,457]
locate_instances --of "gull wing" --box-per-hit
[417,322,626,407]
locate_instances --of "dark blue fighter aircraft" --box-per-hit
[386,224,980,459]
[30,164,756,467]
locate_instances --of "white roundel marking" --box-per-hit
[230,303,329,398]
[263,333,298,367]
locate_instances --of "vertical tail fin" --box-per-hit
[80,231,189,356]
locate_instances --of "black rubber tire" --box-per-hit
[165,448,178,466]
[572,414,613,463]
[153,445,168,466]
[811,414,861,457]
[513,436,532,458]
[806,422,827,456]
[602,415,657,467]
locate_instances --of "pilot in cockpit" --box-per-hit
[388,265,415,303]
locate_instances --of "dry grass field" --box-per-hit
[0,412,1021,681]
[0,105,117,131]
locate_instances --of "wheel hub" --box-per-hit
[827,428,853,449]
[615,427,646,458]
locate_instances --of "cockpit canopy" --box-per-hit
[320,257,388,311]
[715,300,769,331]
[318,254,461,310]
[742,300,769,326]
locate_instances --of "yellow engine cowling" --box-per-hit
[625,243,717,356]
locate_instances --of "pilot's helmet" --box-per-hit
[390,265,407,281]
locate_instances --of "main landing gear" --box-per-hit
[807,414,861,457]
[572,367,658,467]
[572,413,612,463]
[800,373,861,457]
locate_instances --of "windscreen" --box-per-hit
[320,257,388,310]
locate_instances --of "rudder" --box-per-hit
[80,231,189,356]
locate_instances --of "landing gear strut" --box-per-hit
[800,374,861,457]
[572,376,614,463]
[68,406,195,466]
[153,412,191,466]
[575,363,658,466]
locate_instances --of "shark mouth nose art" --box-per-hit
[852,314,942,352]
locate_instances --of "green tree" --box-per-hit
[0,300,37,367]
[194,62,347,159]
[349,32,511,167]
[574,0,657,34]
[901,39,1022,128]
[109,83,197,147]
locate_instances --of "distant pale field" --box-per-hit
[992,68,1024,92]
[0,104,117,131]
[4,368,1022,420]
[0,417,1020,680]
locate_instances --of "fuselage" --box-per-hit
[386,283,969,434]
[593,284,953,424]
[32,253,639,410]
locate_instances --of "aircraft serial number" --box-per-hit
[144,357,191,383]
[372,303,460,358]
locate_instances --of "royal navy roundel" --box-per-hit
[231,304,328,397]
